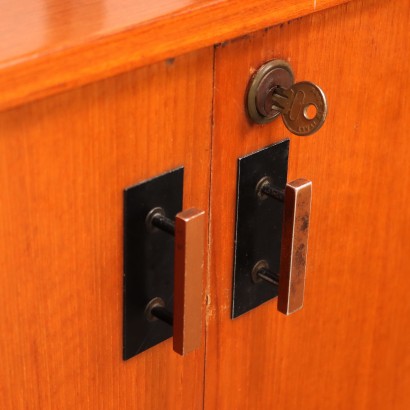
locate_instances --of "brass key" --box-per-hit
[272,81,327,136]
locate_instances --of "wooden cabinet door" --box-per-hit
[0,48,213,409]
[205,0,410,408]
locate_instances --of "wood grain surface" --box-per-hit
[0,47,213,409]
[0,0,353,112]
[204,0,410,408]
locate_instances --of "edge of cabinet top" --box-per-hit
[0,0,351,111]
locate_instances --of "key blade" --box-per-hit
[271,87,293,113]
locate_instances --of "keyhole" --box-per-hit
[303,104,317,120]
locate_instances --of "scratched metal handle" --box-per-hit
[173,208,205,355]
[278,179,312,315]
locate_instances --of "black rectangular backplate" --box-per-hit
[123,167,183,360]
[232,139,289,318]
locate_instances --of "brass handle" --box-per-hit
[232,140,311,319]
[173,208,205,355]
[123,168,205,359]
[277,179,312,315]
[146,207,205,355]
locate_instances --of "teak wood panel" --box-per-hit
[0,0,352,112]
[0,48,213,409]
[205,0,410,409]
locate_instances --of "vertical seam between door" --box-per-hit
[202,43,216,410]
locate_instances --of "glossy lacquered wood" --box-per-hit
[0,0,352,112]
[0,48,213,409]
[205,0,410,408]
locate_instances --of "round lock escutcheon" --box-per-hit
[247,60,294,124]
